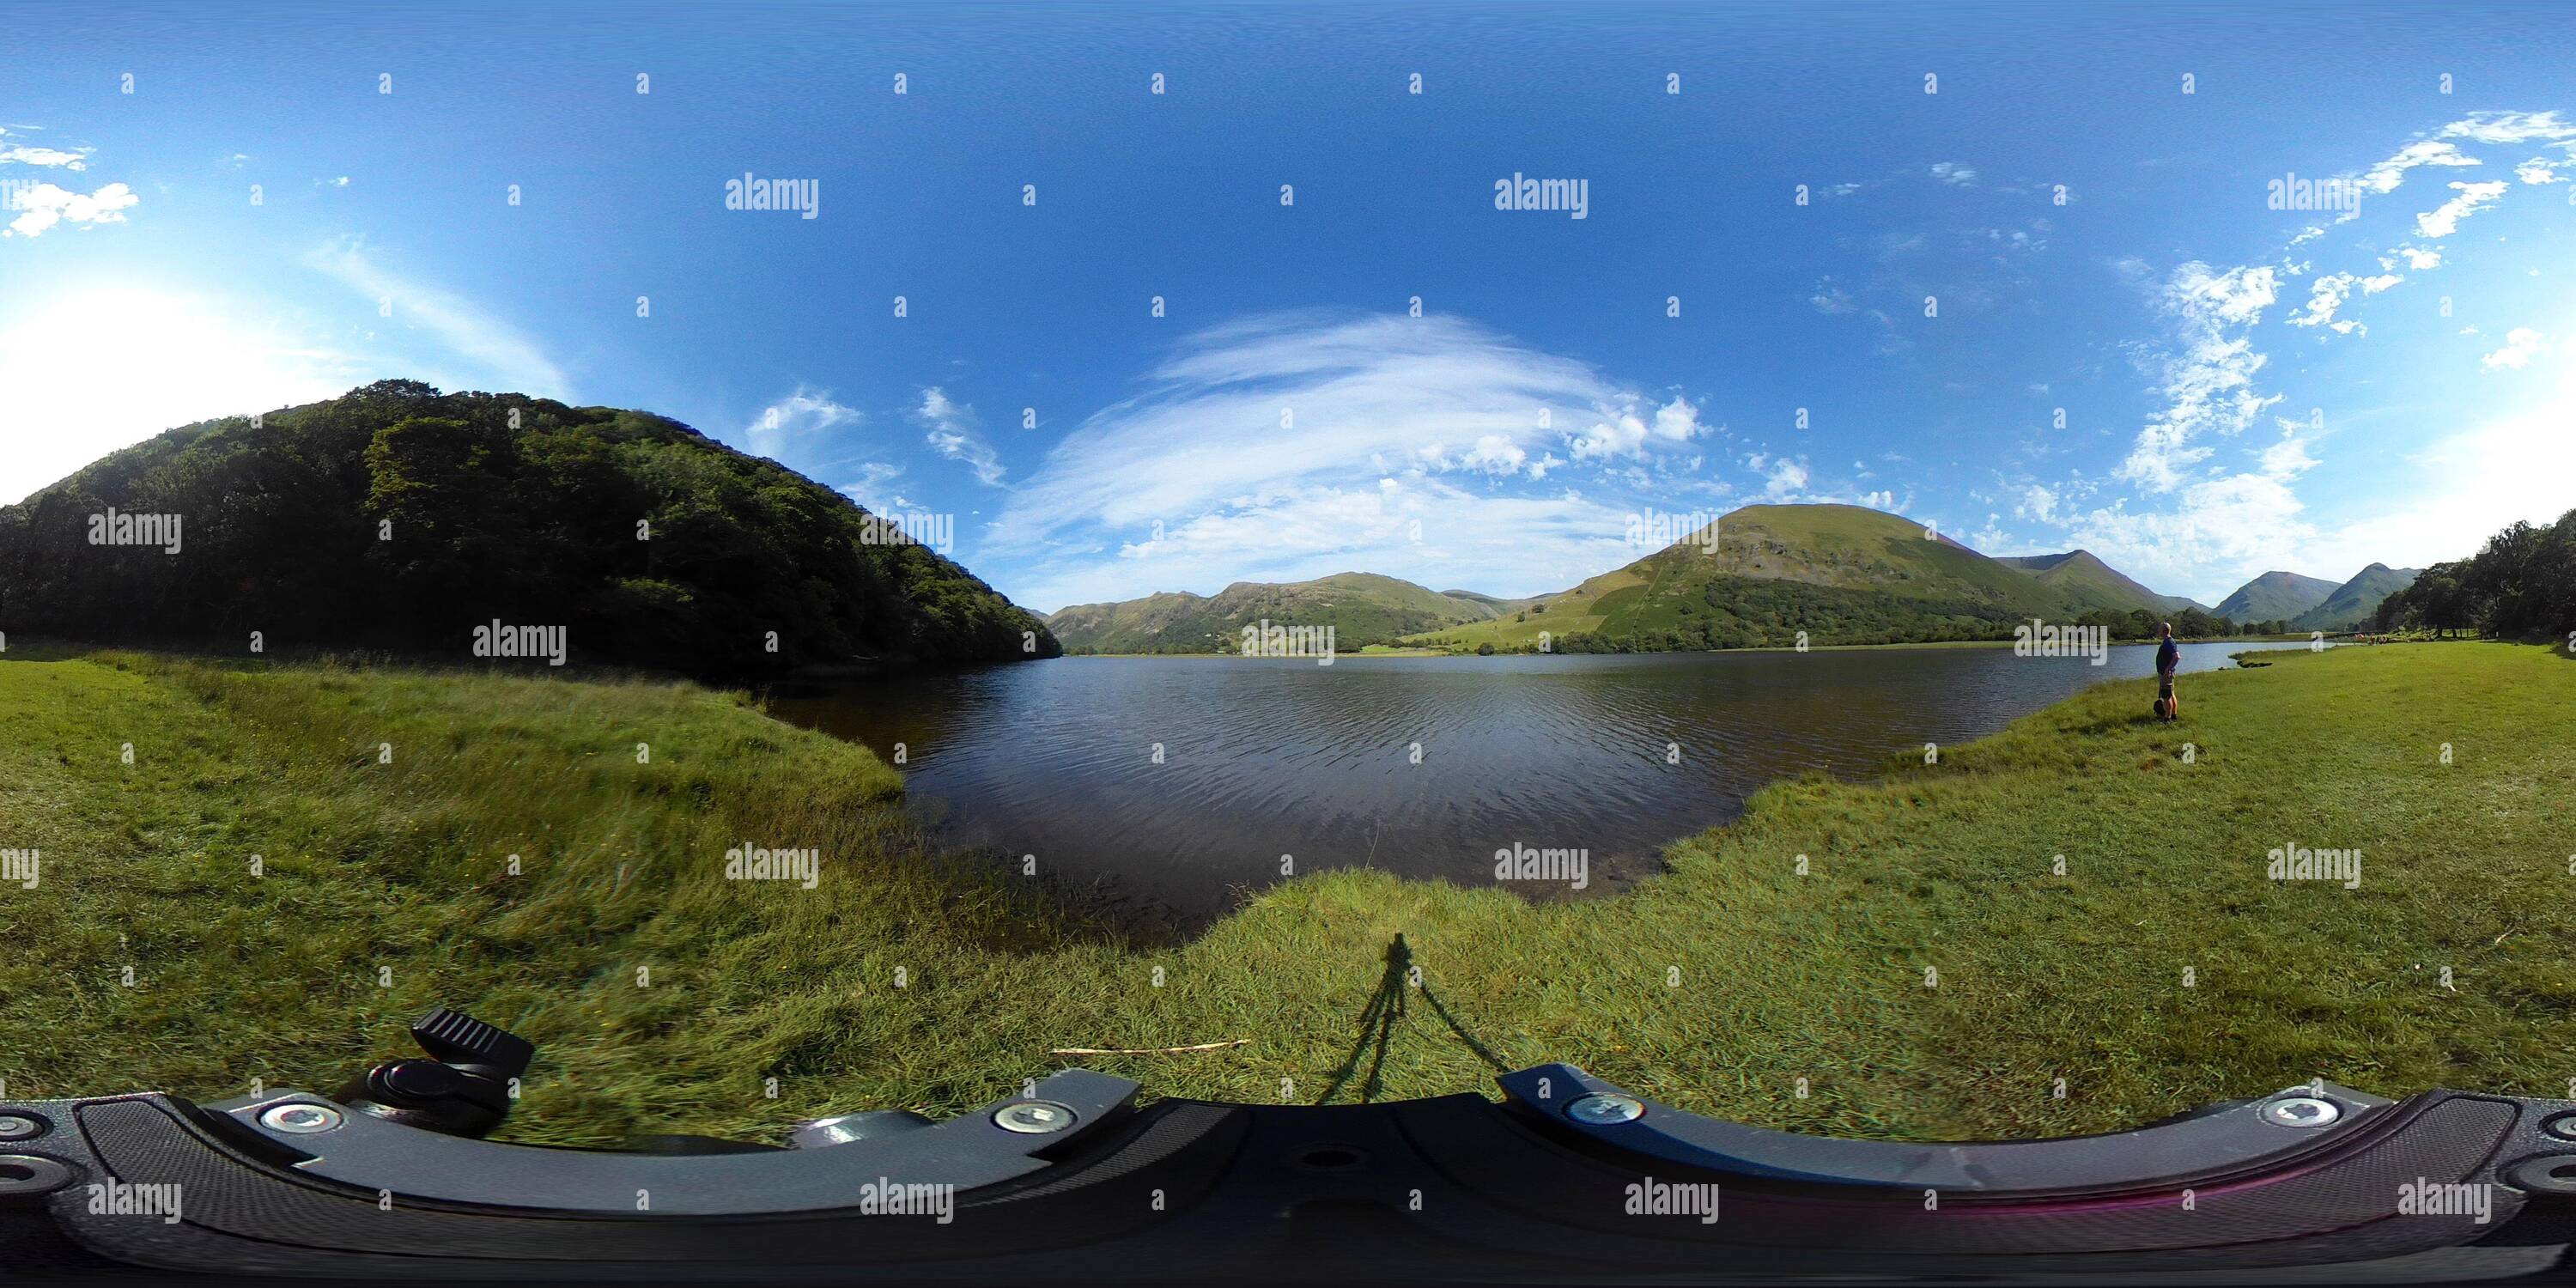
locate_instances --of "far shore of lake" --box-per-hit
[1065,632,2330,659]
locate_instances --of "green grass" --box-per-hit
[3,641,2571,1149]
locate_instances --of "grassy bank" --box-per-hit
[2,641,2570,1147]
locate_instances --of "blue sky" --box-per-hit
[4,2,2573,611]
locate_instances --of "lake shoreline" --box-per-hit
[9,639,2561,1150]
[1063,633,2321,659]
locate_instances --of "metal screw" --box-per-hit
[0,1115,39,1142]
[2259,1096,2341,1128]
[260,1103,345,1134]
[1567,1093,1645,1125]
[0,1155,76,1196]
[992,1101,1077,1134]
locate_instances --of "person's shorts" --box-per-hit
[2158,674,2176,697]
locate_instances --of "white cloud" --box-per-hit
[317,175,351,188]
[2257,422,2320,479]
[2514,158,2563,185]
[2439,110,2576,145]
[304,237,569,399]
[989,312,1707,608]
[1809,281,1856,314]
[2415,179,2510,238]
[2482,328,2549,370]
[745,386,860,465]
[2391,244,2443,270]
[1763,456,1809,498]
[0,145,88,168]
[912,386,1005,486]
[1929,162,1978,186]
[3,180,137,238]
[2118,262,2281,491]
[836,461,906,513]
[2285,271,2402,334]
[0,125,89,170]
[749,386,859,436]
[1461,434,1526,475]
[2361,138,2478,193]
[2014,483,2060,523]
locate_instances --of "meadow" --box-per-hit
[1,639,2568,1146]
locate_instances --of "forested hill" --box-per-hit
[0,380,1059,677]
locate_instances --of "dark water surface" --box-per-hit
[769,641,2312,925]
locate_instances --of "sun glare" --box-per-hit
[0,286,357,504]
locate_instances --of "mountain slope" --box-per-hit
[0,380,1057,676]
[2215,570,2341,623]
[1406,503,2091,651]
[1994,550,2204,614]
[1047,572,1498,652]
[2293,564,2421,631]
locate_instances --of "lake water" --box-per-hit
[769,641,2313,927]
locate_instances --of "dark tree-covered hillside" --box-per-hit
[2374,509,2576,641]
[0,380,1059,677]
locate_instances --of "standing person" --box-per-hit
[2154,622,2182,720]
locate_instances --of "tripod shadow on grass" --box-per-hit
[1312,933,1511,1105]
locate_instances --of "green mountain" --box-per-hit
[2293,563,2421,631]
[0,380,1058,677]
[1406,503,2093,652]
[2214,570,2341,623]
[1047,572,1502,653]
[1994,550,2204,615]
[1437,588,1550,615]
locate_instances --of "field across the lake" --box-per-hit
[1,639,2568,1146]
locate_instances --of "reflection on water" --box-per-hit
[769,641,2310,925]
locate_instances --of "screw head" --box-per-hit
[260,1103,345,1134]
[0,1115,40,1142]
[992,1101,1077,1134]
[0,1154,75,1196]
[1566,1093,1645,1125]
[2259,1096,2341,1128]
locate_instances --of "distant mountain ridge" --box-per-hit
[1994,550,2205,615]
[1049,503,2401,656]
[1046,571,1504,653]
[2215,570,2342,623]
[2293,563,2421,631]
[1406,503,2178,653]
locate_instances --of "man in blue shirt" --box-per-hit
[2154,622,2182,720]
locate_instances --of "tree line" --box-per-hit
[2374,508,2576,641]
[0,380,1058,678]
